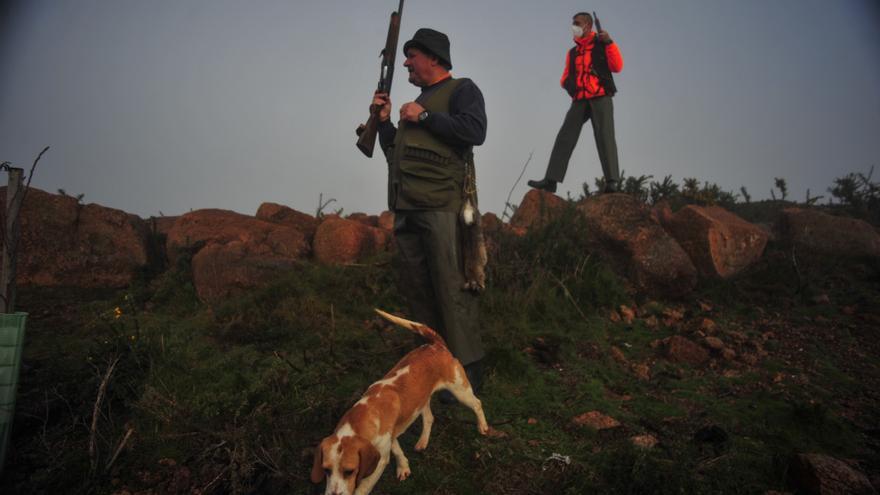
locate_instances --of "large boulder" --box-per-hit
[255,202,319,242]
[377,211,395,231]
[510,189,565,231]
[346,212,380,228]
[0,187,149,288]
[191,241,301,303]
[577,193,697,297]
[167,209,309,262]
[663,205,768,278]
[788,453,876,495]
[312,216,390,265]
[780,208,880,258]
[167,209,309,302]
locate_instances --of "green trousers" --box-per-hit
[545,96,620,186]
[393,210,485,366]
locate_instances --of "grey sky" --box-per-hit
[2,0,879,218]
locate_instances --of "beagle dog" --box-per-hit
[311,309,489,495]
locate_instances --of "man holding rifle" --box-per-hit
[528,11,623,194]
[371,28,488,398]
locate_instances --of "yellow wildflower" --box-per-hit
[114,307,123,319]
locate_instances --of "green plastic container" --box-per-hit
[0,312,27,474]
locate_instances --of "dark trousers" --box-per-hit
[544,96,620,186]
[393,210,485,366]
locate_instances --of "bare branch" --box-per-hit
[90,357,120,473]
[503,151,533,221]
[104,427,135,473]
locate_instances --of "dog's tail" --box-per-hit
[374,309,447,348]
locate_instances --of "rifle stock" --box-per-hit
[356,110,380,157]
[356,0,404,158]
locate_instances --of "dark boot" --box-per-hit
[527,178,557,193]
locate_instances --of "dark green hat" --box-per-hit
[402,28,452,69]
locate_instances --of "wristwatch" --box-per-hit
[418,110,430,122]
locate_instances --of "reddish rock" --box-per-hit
[663,205,768,278]
[651,200,674,226]
[166,209,309,302]
[167,209,309,262]
[662,307,686,326]
[0,187,149,288]
[378,211,395,231]
[510,189,565,230]
[704,336,724,351]
[632,363,651,381]
[481,212,502,234]
[788,453,876,495]
[255,202,319,241]
[347,212,379,228]
[312,217,389,265]
[572,411,621,430]
[191,241,301,303]
[693,317,717,334]
[577,193,697,297]
[631,434,659,449]
[665,335,710,366]
[619,305,636,324]
[781,208,880,258]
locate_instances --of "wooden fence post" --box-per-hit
[1,167,24,314]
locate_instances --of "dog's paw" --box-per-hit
[397,465,411,481]
[478,422,490,436]
[414,438,429,451]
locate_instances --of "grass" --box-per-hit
[2,204,879,494]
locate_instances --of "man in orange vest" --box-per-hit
[529,12,623,194]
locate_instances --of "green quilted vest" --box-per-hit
[388,78,465,212]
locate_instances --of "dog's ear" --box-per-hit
[356,439,380,484]
[310,442,325,484]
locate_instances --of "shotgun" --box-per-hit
[591,11,618,95]
[356,0,405,157]
[593,11,605,43]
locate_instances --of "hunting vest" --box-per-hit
[564,40,617,98]
[388,78,468,212]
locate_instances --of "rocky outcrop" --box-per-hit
[255,202,319,242]
[510,189,565,232]
[577,193,697,297]
[312,216,389,265]
[166,209,309,302]
[780,208,880,258]
[663,205,768,278]
[167,209,309,262]
[0,187,149,288]
[346,212,379,228]
[191,241,301,303]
